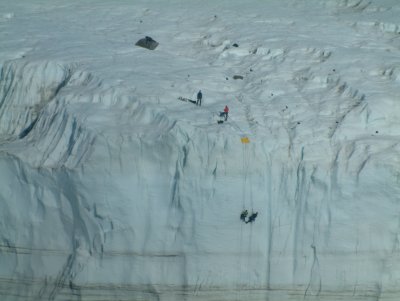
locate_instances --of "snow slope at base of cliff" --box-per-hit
[1,0,400,300]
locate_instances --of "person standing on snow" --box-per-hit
[223,105,229,121]
[197,90,202,106]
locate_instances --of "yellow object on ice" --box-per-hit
[240,137,250,144]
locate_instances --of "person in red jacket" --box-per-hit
[223,105,229,121]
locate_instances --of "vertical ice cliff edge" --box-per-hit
[1,55,400,301]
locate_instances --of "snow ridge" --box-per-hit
[0,60,72,139]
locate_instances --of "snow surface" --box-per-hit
[1,0,400,300]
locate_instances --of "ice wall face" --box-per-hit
[1,0,400,300]
[2,60,400,301]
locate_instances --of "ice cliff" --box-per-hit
[1,0,400,300]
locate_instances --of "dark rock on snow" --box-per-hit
[135,36,159,50]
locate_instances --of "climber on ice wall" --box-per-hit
[240,210,258,224]
[240,210,248,222]
[246,212,258,224]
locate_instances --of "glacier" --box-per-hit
[1,0,400,300]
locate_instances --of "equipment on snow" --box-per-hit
[178,96,196,105]
[217,112,225,124]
